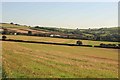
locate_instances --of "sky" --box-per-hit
[1,1,118,29]
[1,0,119,2]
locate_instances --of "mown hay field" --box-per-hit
[2,35,118,78]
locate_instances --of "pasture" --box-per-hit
[0,23,29,29]
[2,35,118,78]
[6,35,118,46]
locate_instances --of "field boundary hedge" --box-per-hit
[0,39,119,49]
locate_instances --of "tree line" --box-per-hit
[32,26,119,42]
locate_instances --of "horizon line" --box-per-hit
[0,22,118,29]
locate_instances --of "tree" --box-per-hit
[2,35,7,40]
[28,31,32,35]
[118,44,120,48]
[2,29,8,35]
[10,22,14,24]
[76,40,82,45]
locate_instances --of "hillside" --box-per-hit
[32,26,119,42]
[1,23,119,78]
[0,23,50,35]
[0,23,119,42]
[0,23,30,29]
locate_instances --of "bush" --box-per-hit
[76,40,82,45]
[28,31,32,36]
[2,35,7,40]
[100,43,106,47]
[100,43,117,48]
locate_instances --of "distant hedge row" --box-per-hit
[1,35,119,49]
[94,43,120,49]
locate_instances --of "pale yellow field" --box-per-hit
[6,35,118,46]
[2,35,119,78]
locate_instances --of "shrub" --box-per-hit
[100,43,117,48]
[2,35,7,40]
[100,43,106,47]
[76,40,82,45]
[28,31,32,36]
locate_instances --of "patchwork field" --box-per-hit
[2,35,118,78]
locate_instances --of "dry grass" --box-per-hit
[6,35,118,46]
[2,35,118,78]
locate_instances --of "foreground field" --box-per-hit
[2,35,118,78]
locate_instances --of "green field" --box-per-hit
[2,35,118,78]
[6,35,118,46]
[0,23,29,29]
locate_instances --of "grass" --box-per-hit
[0,23,29,29]
[2,35,118,78]
[6,35,118,46]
